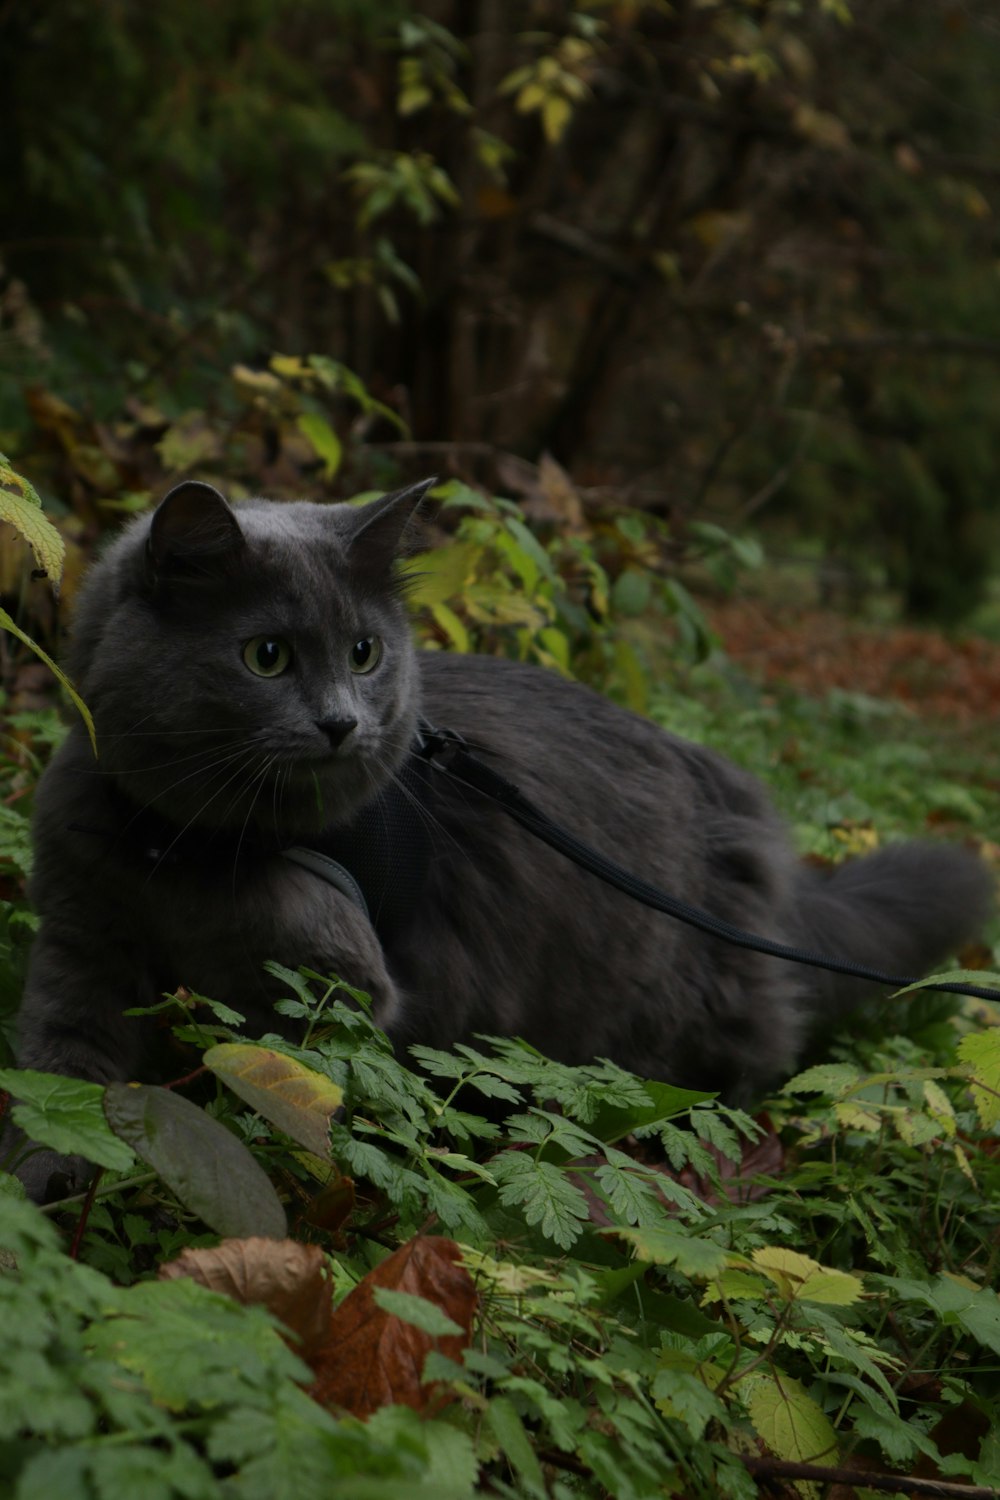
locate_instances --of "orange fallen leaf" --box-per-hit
[310,1235,477,1419]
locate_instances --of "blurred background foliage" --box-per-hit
[1,0,1000,666]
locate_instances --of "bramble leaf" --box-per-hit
[958,1029,1000,1128]
[751,1247,863,1306]
[0,1068,135,1173]
[746,1372,838,1464]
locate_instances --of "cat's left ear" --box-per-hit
[145,480,245,589]
[344,477,435,578]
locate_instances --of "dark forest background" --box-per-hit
[2,0,1000,627]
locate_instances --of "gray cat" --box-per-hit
[12,479,993,1198]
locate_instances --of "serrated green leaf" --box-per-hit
[747,1371,838,1464]
[371,1287,464,1337]
[615,1224,727,1278]
[487,1395,546,1498]
[490,1153,590,1249]
[652,1365,726,1438]
[103,1083,286,1238]
[849,1394,932,1464]
[751,1247,863,1306]
[594,1154,663,1225]
[782,1062,862,1097]
[958,1029,1000,1128]
[0,1068,135,1173]
[0,453,64,585]
[88,1276,309,1411]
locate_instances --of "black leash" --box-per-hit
[414,722,1000,1006]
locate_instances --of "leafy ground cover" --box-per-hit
[1,465,999,1497]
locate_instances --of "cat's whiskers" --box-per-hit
[230,753,280,901]
[142,745,269,883]
[130,737,269,805]
[366,745,470,866]
[87,738,267,779]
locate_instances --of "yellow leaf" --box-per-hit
[747,1371,838,1465]
[516,83,547,114]
[430,601,470,653]
[834,1100,881,1132]
[0,455,65,587]
[296,413,342,479]
[792,102,851,150]
[701,1267,770,1304]
[404,542,481,608]
[752,1247,862,1306]
[204,1044,344,1159]
[958,1029,1000,1128]
[231,363,283,397]
[542,94,572,143]
[270,353,312,380]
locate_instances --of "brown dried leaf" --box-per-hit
[310,1235,476,1419]
[159,1237,333,1359]
[305,1175,356,1234]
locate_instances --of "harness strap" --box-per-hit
[414,722,1000,1006]
[282,846,369,918]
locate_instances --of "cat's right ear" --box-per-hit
[144,481,245,590]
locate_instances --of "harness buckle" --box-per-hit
[413,717,468,767]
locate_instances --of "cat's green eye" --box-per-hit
[349,636,382,674]
[243,636,292,677]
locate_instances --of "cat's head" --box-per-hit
[69,479,433,836]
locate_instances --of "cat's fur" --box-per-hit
[13,480,993,1198]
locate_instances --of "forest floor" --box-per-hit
[705,597,1000,725]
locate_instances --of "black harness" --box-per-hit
[85,720,1000,1005]
[282,750,435,942]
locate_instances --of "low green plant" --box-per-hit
[2,956,999,1497]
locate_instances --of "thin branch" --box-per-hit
[739,1455,999,1499]
[68,1169,104,1260]
[795,330,1000,360]
[526,212,642,284]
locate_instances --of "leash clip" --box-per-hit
[414,717,468,769]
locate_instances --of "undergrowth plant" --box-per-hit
[1,959,999,1497]
[1,460,999,1497]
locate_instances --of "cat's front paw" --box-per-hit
[14,1144,95,1205]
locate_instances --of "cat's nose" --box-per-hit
[316,716,358,749]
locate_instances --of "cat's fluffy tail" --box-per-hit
[789,842,994,1021]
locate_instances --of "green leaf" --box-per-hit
[615,1225,728,1279]
[746,1372,838,1464]
[782,1062,862,1097]
[589,1078,714,1143]
[751,1247,863,1306]
[371,1287,464,1337]
[611,567,653,616]
[203,1043,343,1159]
[652,1366,727,1439]
[958,1029,1000,1128]
[0,608,97,756]
[487,1395,546,1498]
[0,452,65,586]
[849,1393,935,1464]
[296,412,342,479]
[0,1068,135,1173]
[103,1083,286,1238]
[490,1153,590,1249]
